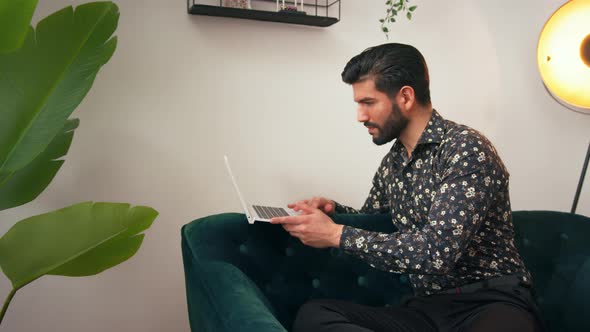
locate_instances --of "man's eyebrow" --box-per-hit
[356,97,376,103]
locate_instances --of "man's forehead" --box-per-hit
[352,79,380,101]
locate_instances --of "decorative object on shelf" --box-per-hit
[279,2,306,16]
[223,0,251,9]
[380,0,417,39]
[537,0,590,214]
[279,6,306,15]
[276,0,304,12]
[187,0,340,27]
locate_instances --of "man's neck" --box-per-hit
[399,106,433,158]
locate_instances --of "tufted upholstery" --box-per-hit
[181,211,590,331]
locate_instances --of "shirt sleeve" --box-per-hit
[339,135,502,275]
[333,201,361,214]
[334,154,392,215]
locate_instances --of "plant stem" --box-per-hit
[0,288,17,326]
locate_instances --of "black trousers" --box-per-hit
[292,284,543,332]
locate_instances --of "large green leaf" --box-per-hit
[0,2,118,174]
[0,0,38,53]
[0,202,158,290]
[0,119,79,211]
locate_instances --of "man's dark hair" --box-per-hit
[341,43,431,106]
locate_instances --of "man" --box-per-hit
[270,43,543,332]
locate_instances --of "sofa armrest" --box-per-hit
[182,220,287,332]
[181,212,410,331]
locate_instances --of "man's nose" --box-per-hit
[357,107,369,123]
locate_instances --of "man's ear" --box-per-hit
[398,86,416,111]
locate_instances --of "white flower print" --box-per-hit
[433,259,444,270]
[478,152,486,162]
[415,159,423,168]
[355,237,365,248]
[338,110,531,297]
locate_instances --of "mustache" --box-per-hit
[364,122,380,129]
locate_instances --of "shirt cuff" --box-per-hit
[339,225,359,251]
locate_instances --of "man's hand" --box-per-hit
[288,197,336,215]
[271,203,344,248]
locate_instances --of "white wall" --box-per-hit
[1,0,588,331]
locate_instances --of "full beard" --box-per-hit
[366,103,409,146]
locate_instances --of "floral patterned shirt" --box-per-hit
[335,110,532,296]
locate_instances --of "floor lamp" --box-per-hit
[537,0,590,214]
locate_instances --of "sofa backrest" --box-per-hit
[185,211,590,331]
[512,210,590,331]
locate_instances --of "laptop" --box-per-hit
[224,155,298,224]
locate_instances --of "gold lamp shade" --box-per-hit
[537,0,590,114]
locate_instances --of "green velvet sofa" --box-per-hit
[181,211,590,331]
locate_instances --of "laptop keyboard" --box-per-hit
[252,205,289,219]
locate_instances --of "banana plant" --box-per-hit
[0,0,38,53]
[0,1,158,326]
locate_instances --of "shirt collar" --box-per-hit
[391,109,446,153]
[416,109,446,146]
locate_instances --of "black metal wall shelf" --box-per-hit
[187,0,340,27]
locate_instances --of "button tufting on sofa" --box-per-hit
[285,247,295,256]
[399,275,408,284]
[330,248,341,257]
[312,278,320,289]
[239,244,248,254]
[357,276,367,287]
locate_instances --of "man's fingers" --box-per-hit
[271,215,304,224]
[310,197,321,208]
[297,202,320,214]
[289,200,309,211]
[290,202,320,214]
[289,198,333,214]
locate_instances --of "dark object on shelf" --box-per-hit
[278,9,307,16]
[187,0,340,27]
